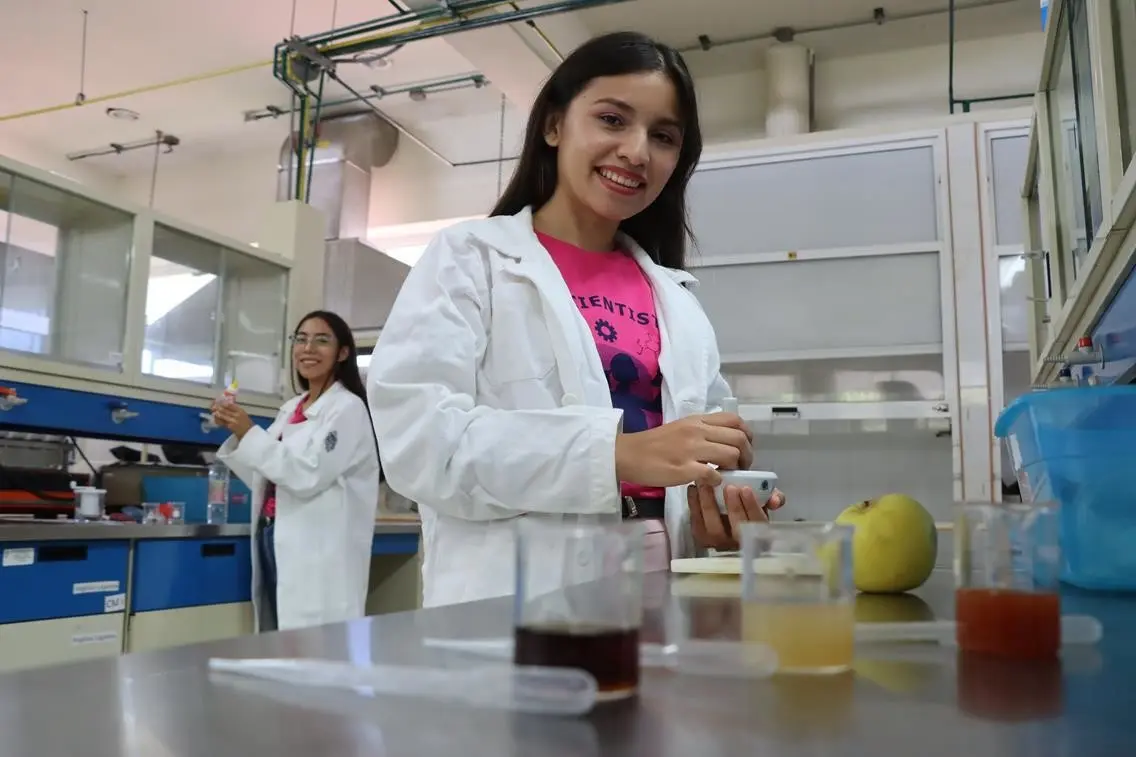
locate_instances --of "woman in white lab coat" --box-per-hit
[369,31,784,608]
[213,310,380,631]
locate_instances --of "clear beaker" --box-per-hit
[513,519,645,701]
[954,502,1062,658]
[740,522,855,675]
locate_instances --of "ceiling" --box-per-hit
[581,0,1038,76]
[0,0,1039,182]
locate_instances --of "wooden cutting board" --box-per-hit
[671,573,743,597]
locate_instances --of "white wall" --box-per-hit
[114,147,280,245]
[101,31,1043,240]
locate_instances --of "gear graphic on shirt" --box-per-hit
[594,319,618,343]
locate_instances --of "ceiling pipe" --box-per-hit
[66,132,180,162]
[281,0,633,66]
[679,0,1020,55]
[277,0,622,183]
[244,73,488,122]
[274,0,631,193]
[947,0,1034,113]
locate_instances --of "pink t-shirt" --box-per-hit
[261,398,308,519]
[538,232,665,501]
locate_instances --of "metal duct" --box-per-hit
[276,111,399,240]
[764,41,814,137]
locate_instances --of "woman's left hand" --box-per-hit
[688,484,787,551]
[213,402,255,439]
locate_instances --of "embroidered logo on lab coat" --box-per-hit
[324,431,338,452]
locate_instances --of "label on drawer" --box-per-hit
[104,593,126,613]
[73,580,121,595]
[71,631,119,647]
[1,548,34,567]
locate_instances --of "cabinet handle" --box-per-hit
[201,543,236,558]
[38,545,88,562]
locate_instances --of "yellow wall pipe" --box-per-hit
[0,60,270,123]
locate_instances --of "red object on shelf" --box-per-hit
[1077,336,1094,350]
[956,588,1061,659]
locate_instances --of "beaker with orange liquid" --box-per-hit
[954,502,1062,659]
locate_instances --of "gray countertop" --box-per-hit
[0,569,1132,756]
[0,519,421,541]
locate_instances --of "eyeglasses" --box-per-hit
[290,334,334,348]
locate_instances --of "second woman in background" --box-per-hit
[213,310,380,631]
[369,31,784,608]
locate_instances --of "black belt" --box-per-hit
[622,496,665,521]
[258,514,275,528]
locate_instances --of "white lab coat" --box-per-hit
[218,381,380,631]
[368,207,732,608]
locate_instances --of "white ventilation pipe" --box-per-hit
[764,40,813,137]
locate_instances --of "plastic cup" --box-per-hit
[740,522,855,674]
[512,519,645,701]
[954,502,1061,659]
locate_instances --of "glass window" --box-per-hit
[0,170,133,369]
[144,224,222,385]
[998,253,1030,350]
[1069,0,1103,236]
[723,354,946,405]
[1047,6,1092,278]
[1023,168,1054,352]
[356,352,372,381]
[990,135,1031,248]
[1114,0,1136,169]
[688,146,940,258]
[221,249,287,395]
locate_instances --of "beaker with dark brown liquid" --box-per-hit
[513,520,645,702]
[514,624,640,698]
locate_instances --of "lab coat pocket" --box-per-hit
[486,281,558,385]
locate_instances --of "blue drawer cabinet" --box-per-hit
[132,538,252,613]
[0,541,130,624]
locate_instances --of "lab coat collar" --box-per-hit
[296,380,347,419]
[467,207,707,413]
[472,207,699,289]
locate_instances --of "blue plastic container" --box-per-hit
[141,475,252,525]
[994,385,1136,591]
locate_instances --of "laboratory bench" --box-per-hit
[0,570,1132,756]
[0,519,422,672]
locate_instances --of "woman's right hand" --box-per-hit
[615,413,752,488]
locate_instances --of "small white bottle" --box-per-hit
[207,459,230,525]
[218,380,239,406]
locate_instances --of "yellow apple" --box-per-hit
[835,494,938,594]
[852,584,942,694]
[853,658,943,695]
[854,592,936,624]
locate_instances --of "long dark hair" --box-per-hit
[490,31,703,270]
[291,309,367,405]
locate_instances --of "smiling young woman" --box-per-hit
[368,31,785,609]
[212,310,380,631]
